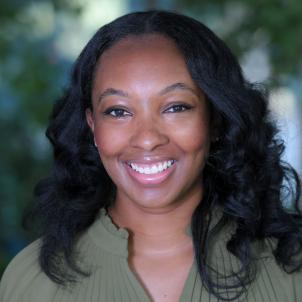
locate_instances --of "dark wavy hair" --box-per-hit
[26,10,302,301]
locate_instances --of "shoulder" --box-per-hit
[0,239,41,290]
[0,239,57,302]
[254,251,302,301]
[212,224,302,301]
[291,267,302,301]
[249,238,302,301]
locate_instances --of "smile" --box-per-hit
[125,159,176,185]
[127,160,175,175]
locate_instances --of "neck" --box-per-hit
[108,189,202,257]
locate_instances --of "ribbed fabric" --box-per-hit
[0,209,301,301]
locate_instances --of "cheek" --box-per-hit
[94,124,128,158]
[169,117,210,153]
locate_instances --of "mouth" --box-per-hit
[124,159,176,185]
[127,160,175,174]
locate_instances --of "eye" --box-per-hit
[164,104,193,113]
[103,107,131,118]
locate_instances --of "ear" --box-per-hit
[86,108,95,133]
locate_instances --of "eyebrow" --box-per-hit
[159,82,197,96]
[97,82,197,103]
[97,88,129,103]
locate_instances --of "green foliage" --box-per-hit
[0,0,80,277]
[179,0,302,82]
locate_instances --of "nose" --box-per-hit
[129,116,169,151]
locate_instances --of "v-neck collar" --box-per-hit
[87,208,198,301]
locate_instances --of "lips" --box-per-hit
[124,159,176,185]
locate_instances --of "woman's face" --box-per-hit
[87,34,210,212]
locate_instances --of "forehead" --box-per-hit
[96,34,188,77]
[99,34,182,62]
[92,34,196,92]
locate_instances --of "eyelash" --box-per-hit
[165,104,193,113]
[103,104,193,118]
[103,108,131,118]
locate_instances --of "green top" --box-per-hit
[0,209,301,301]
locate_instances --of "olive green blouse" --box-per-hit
[0,209,301,301]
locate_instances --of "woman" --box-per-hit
[0,10,301,302]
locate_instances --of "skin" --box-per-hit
[86,34,211,302]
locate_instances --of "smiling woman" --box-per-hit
[0,10,302,302]
[86,34,210,212]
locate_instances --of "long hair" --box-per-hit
[26,10,302,300]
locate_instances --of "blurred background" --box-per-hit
[0,0,301,277]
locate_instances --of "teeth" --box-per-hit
[129,160,174,175]
[163,162,167,169]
